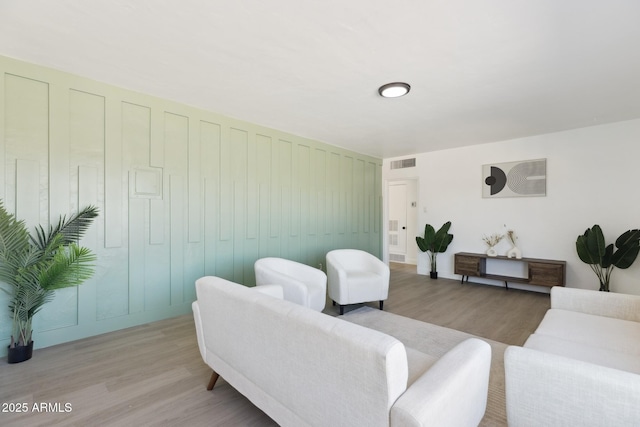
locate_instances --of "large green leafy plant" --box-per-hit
[416,221,454,277]
[0,201,98,349]
[576,225,640,292]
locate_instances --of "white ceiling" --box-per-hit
[2,0,640,158]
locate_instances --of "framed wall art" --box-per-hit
[482,158,546,198]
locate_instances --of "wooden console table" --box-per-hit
[454,252,566,290]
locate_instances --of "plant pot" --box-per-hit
[430,271,438,279]
[7,341,33,364]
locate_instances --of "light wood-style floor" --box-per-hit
[0,263,550,426]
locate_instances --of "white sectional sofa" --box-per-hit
[505,286,640,426]
[192,276,492,427]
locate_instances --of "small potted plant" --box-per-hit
[0,201,98,363]
[576,225,640,291]
[416,221,454,279]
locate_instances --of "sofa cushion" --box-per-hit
[524,333,640,374]
[534,308,640,356]
[405,346,436,386]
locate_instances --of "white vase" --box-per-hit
[507,246,522,259]
[486,246,497,257]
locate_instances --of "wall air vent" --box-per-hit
[389,253,406,262]
[390,158,416,169]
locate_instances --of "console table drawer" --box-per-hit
[528,262,565,287]
[454,254,484,276]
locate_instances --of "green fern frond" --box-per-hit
[0,201,30,260]
[30,205,99,250]
[38,244,97,291]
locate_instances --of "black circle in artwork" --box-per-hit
[485,166,507,195]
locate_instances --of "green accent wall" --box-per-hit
[0,55,382,356]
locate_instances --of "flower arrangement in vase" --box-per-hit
[506,229,522,259]
[482,233,503,257]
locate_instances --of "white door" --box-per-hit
[388,183,407,259]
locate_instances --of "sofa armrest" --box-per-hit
[391,338,491,427]
[192,301,206,361]
[505,346,640,427]
[551,287,640,322]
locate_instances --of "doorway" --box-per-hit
[387,179,418,265]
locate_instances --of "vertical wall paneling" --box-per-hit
[201,121,220,275]
[219,126,232,242]
[0,55,382,356]
[269,138,280,239]
[149,199,165,245]
[77,165,99,325]
[68,90,105,330]
[315,149,326,237]
[150,108,164,168]
[256,134,271,258]
[128,197,145,313]
[279,140,292,257]
[330,152,340,240]
[354,159,364,236]
[364,161,373,234]
[298,144,310,262]
[188,117,201,243]
[49,84,70,218]
[5,74,49,225]
[170,175,185,305]
[104,97,123,248]
[147,194,171,307]
[246,131,258,240]
[123,102,151,314]
[230,128,248,283]
[15,159,40,228]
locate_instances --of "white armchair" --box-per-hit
[254,257,327,311]
[326,249,390,315]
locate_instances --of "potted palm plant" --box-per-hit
[0,201,98,363]
[416,221,454,279]
[576,225,640,292]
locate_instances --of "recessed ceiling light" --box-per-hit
[378,82,411,98]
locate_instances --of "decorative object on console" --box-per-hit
[506,230,522,259]
[575,225,640,292]
[482,233,503,257]
[416,221,454,279]
[482,159,546,198]
[0,201,98,363]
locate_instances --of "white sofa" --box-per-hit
[254,257,327,311]
[504,287,640,426]
[193,276,492,427]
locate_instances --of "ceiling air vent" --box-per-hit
[390,158,416,169]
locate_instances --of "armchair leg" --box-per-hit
[339,305,345,315]
[379,301,384,311]
[207,370,220,390]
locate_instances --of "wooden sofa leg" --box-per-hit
[207,371,220,391]
[379,301,384,311]
[339,305,345,315]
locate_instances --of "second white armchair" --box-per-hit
[254,257,327,312]
[326,249,390,315]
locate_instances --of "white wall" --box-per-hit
[384,118,640,295]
